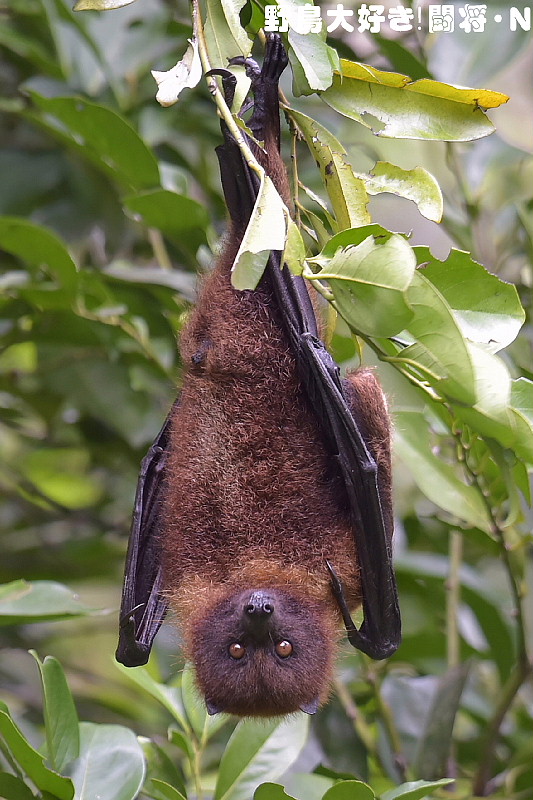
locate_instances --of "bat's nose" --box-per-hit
[244,591,274,617]
[244,590,275,617]
[241,590,278,641]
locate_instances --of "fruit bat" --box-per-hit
[116,34,401,717]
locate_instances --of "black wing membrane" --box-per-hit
[115,407,175,666]
[216,35,401,659]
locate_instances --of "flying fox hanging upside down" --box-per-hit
[116,34,400,717]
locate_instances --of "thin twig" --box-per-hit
[333,674,374,752]
[450,423,529,665]
[148,228,173,271]
[371,673,408,782]
[446,530,463,669]
[472,658,532,796]
[192,0,264,181]
[450,420,532,795]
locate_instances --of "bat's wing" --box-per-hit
[216,35,401,659]
[115,405,175,667]
[269,260,401,659]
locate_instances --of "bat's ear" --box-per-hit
[205,699,223,716]
[299,697,320,715]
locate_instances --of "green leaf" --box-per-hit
[114,663,188,730]
[400,251,526,445]
[40,358,154,448]
[254,783,297,800]
[0,217,77,296]
[264,0,334,93]
[168,727,194,759]
[322,780,375,800]
[289,110,369,229]
[322,61,507,141]
[214,715,309,800]
[287,31,334,94]
[298,180,336,229]
[394,411,491,531]
[103,263,195,300]
[0,580,96,626]
[415,248,525,351]
[374,35,431,81]
[284,218,306,275]
[148,779,187,800]
[381,779,454,800]
[0,702,74,800]
[123,190,208,239]
[316,224,391,258]
[204,0,251,69]
[20,448,103,509]
[181,663,229,741]
[414,664,469,780]
[458,438,524,530]
[30,653,80,773]
[141,738,187,797]
[443,346,531,464]
[361,163,443,222]
[284,773,335,800]
[322,152,369,231]
[219,0,251,55]
[231,174,287,290]
[44,0,113,80]
[289,108,345,154]
[0,342,37,374]
[74,0,139,8]
[0,772,36,800]
[299,206,332,249]
[0,25,63,79]
[309,229,415,338]
[27,92,160,190]
[68,723,144,800]
[401,270,477,404]
[508,379,533,463]
[511,378,533,426]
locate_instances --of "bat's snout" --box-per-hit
[244,590,275,616]
[242,590,276,638]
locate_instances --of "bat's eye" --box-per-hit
[275,640,293,658]
[228,642,246,659]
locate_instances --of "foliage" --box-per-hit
[0,1,531,800]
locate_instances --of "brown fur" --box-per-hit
[160,101,392,716]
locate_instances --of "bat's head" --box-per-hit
[188,587,336,717]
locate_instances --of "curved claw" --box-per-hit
[228,55,261,82]
[206,68,238,107]
[326,560,398,660]
[116,608,150,667]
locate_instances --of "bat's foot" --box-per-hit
[261,32,289,84]
[206,67,238,108]
[229,34,288,145]
[229,33,288,87]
